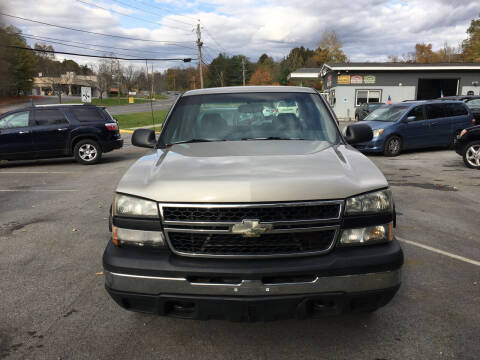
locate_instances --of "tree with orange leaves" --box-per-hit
[248,68,272,85]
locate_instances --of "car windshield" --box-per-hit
[364,105,410,122]
[159,92,341,146]
[367,103,383,110]
[465,99,480,109]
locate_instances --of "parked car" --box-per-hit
[355,100,476,156]
[355,102,385,121]
[454,124,480,169]
[438,95,480,121]
[0,104,123,164]
[103,86,403,321]
[275,99,299,115]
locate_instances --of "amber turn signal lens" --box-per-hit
[112,226,119,247]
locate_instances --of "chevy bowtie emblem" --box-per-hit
[231,219,273,237]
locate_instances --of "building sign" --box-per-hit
[326,74,332,88]
[81,86,91,103]
[364,75,376,84]
[351,75,363,84]
[337,75,351,85]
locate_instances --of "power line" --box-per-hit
[109,0,194,27]
[22,33,195,57]
[0,12,195,48]
[203,27,229,55]
[75,0,192,33]
[131,1,199,22]
[23,35,155,59]
[5,45,194,62]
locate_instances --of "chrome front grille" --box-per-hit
[159,201,343,258]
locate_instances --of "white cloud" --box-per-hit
[3,0,480,70]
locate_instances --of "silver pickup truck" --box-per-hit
[103,86,403,321]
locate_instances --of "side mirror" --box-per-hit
[132,129,156,148]
[405,116,416,122]
[345,124,373,144]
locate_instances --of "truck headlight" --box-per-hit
[345,189,392,215]
[340,223,393,245]
[114,193,159,218]
[372,128,384,137]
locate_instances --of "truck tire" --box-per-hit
[74,139,102,165]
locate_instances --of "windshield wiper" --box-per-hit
[162,138,225,147]
[241,137,306,141]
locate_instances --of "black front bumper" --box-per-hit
[103,240,403,320]
[103,239,403,278]
[106,285,400,321]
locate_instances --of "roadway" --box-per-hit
[0,94,177,115]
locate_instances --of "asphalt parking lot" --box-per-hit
[1,136,479,360]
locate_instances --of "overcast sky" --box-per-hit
[3,0,480,70]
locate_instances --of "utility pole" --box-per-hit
[242,57,246,86]
[151,63,154,99]
[196,21,204,88]
[117,60,121,105]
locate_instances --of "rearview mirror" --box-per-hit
[345,124,373,144]
[405,116,416,122]
[132,129,156,148]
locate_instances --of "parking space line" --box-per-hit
[0,189,77,192]
[397,236,480,267]
[0,171,79,174]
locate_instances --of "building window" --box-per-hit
[355,89,382,106]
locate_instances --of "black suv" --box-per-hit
[0,104,123,164]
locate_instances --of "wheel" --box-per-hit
[462,141,480,169]
[74,139,102,165]
[384,136,402,156]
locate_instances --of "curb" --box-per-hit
[120,129,161,134]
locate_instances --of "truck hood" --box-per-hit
[117,140,388,203]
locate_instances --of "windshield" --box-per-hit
[368,103,383,110]
[159,92,340,146]
[364,105,410,122]
[466,99,480,110]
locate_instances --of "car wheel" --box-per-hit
[462,141,480,169]
[384,136,402,157]
[74,139,102,165]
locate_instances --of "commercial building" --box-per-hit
[289,63,480,120]
[32,72,100,97]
